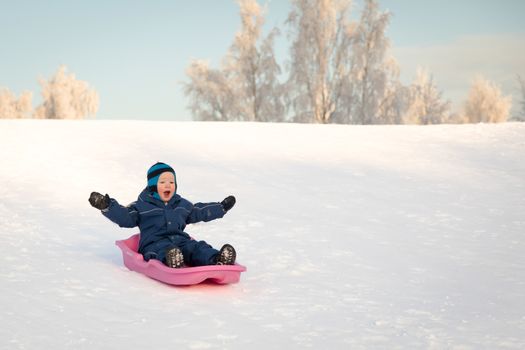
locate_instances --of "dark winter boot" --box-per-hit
[165,247,184,268]
[216,244,236,265]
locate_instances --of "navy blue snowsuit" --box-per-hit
[102,188,226,266]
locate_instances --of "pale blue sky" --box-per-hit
[1,0,524,120]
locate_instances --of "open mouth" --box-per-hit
[163,191,171,197]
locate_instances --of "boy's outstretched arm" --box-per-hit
[187,195,236,224]
[88,191,139,228]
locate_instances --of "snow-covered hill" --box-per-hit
[1,119,524,349]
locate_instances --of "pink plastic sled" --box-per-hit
[115,234,246,286]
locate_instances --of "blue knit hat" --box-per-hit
[147,162,176,199]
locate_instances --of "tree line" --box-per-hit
[2,0,524,123]
[184,0,524,124]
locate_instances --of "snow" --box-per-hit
[1,119,524,349]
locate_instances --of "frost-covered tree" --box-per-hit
[286,0,354,123]
[34,66,99,119]
[462,76,512,123]
[184,60,238,121]
[225,0,285,121]
[377,81,407,125]
[350,0,399,124]
[286,0,399,124]
[0,88,33,119]
[517,74,525,121]
[184,0,284,122]
[404,68,450,124]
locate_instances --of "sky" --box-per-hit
[1,0,524,121]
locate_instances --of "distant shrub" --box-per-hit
[462,76,511,123]
[34,66,99,119]
[0,88,33,119]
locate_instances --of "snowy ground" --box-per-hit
[1,119,524,349]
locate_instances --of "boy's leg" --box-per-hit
[142,238,181,266]
[178,239,219,266]
[142,238,170,262]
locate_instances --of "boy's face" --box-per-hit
[157,172,176,202]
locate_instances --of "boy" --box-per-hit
[88,162,237,268]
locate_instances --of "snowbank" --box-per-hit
[1,119,524,349]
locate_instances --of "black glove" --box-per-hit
[221,195,236,212]
[89,192,110,210]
